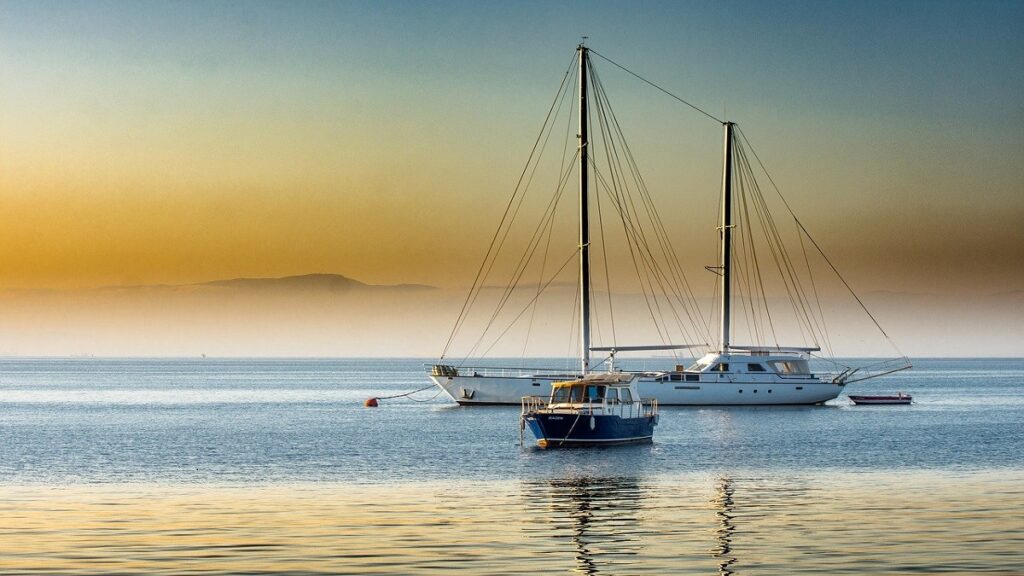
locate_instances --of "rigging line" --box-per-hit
[482,84,580,330]
[590,64,710,354]
[598,83,712,344]
[735,149,780,346]
[737,136,830,349]
[589,156,687,348]
[590,65,710,345]
[446,56,575,359]
[732,173,756,342]
[799,230,835,359]
[590,69,678,347]
[589,79,692,350]
[731,242,757,346]
[589,88,664,342]
[589,151,669,346]
[809,351,849,372]
[707,260,721,349]
[593,146,618,348]
[589,49,723,124]
[735,138,816,346]
[524,71,582,359]
[735,176,766,345]
[521,162,567,358]
[462,152,579,363]
[568,262,582,369]
[587,102,663,343]
[743,176,774,346]
[743,155,813,346]
[441,52,578,359]
[736,127,906,355]
[461,158,572,363]
[462,168,576,365]
[479,250,581,359]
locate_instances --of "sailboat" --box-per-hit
[428,44,910,406]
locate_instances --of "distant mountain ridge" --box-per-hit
[87,273,435,294]
[198,273,434,292]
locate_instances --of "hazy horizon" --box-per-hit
[0,271,1020,358]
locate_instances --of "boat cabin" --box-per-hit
[689,352,812,375]
[540,373,654,418]
[549,380,637,406]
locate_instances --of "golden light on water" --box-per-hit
[2,472,1021,574]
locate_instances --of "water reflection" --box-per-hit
[521,476,644,574]
[1,473,1023,574]
[711,477,737,575]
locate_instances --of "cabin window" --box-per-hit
[584,385,603,402]
[606,388,619,403]
[747,363,766,372]
[714,363,729,372]
[770,360,810,375]
[551,387,570,403]
[685,374,699,382]
[620,389,633,403]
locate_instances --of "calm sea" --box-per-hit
[1,357,1022,574]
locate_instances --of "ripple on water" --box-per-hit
[1,471,1022,575]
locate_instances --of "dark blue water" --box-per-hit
[2,357,1021,484]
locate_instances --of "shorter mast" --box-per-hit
[578,43,591,375]
[719,122,734,352]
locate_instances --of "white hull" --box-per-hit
[430,373,843,406]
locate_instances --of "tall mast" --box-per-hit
[719,122,734,352]
[578,44,591,374]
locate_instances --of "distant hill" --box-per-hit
[199,273,434,292]
[202,273,367,292]
[77,273,436,295]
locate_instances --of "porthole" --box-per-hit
[738,389,743,394]
[768,389,772,393]
[754,389,758,393]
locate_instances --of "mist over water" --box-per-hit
[1,357,1022,574]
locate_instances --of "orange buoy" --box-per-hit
[364,397,379,407]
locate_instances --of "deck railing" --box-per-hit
[430,364,580,379]
[520,395,658,419]
[521,395,547,417]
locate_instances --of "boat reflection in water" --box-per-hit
[711,477,738,576]
[521,476,645,574]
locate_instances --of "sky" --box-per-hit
[1,0,1022,356]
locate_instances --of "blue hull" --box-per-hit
[524,413,657,448]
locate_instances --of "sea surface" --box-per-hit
[1,357,1022,574]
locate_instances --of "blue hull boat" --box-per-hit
[521,373,658,449]
[524,412,656,448]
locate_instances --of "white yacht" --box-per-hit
[428,45,908,405]
[431,347,844,406]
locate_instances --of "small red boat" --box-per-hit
[848,393,912,405]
